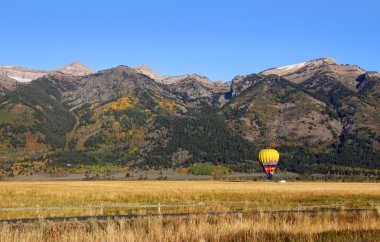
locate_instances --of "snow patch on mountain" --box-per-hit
[276,62,306,71]
[8,76,33,83]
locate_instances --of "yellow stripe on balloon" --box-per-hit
[258,149,279,164]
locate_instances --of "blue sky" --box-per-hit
[1,0,379,81]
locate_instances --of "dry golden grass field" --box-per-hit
[0,181,379,241]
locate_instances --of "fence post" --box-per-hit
[100,204,104,215]
[158,203,161,215]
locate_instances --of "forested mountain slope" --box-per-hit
[0,58,379,176]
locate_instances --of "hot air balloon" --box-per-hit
[258,148,280,180]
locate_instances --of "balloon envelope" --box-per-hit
[258,149,280,179]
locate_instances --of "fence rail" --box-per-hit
[220,202,379,210]
[0,202,378,213]
[0,202,206,214]
[0,202,378,224]
[0,208,377,224]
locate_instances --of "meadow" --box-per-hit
[0,181,379,241]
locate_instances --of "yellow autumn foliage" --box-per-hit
[179,167,190,174]
[103,97,138,112]
[128,146,139,155]
[158,100,176,112]
[114,132,129,140]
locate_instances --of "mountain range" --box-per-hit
[0,57,379,176]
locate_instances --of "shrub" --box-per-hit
[189,163,231,176]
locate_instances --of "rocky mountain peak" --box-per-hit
[134,65,215,86]
[55,62,94,76]
[134,64,161,80]
[0,65,47,83]
[309,57,337,66]
[261,57,337,77]
[0,62,94,83]
[135,64,155,75]
[260,57,364,89]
